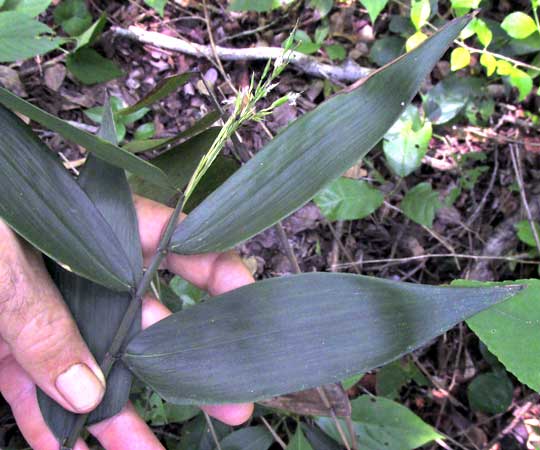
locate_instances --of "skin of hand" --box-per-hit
[0,195,254,450]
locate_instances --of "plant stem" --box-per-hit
[393,0,540,73]
[62,193,186,449]
[532,0,540,36]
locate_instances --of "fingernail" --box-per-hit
[56,363,105,412]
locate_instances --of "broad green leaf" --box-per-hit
[123,137,170,153]
[480,53,497,76]
[308,0,332,17]
[423,75,484,124]
[496,60,513,76]
[501,12,537,40]
[410,0,430,30]
[75,13,106,50]
[376,360,427,399]
[38,100,143,441]
[383,120,432,177]
[0,87,168,186]
[165,404,200,424]
[473,18,493,47]
[459,20,476,40]
[0,0,50,16]
[123,272,519,404]
[289,30,320,55]
[359,0,389,23]
[301,424,342,450]
[369,35,405,66]
[85,96,151,127]
[169,16,471,255]
[66,47,124,85]
[405,31,427,52]
[515,220,540,247]
[144,0,166,16]
[134,122,156,140]
[508,67,533,101]
[314,177,384,221]
[450,47,471,71]
[450,0,480,9]
[133,392,167,425]
[467,371,513,414]
[401,182,442,227]
[229,0,281,12]
[220,426,273,450]
[118,73,195,117]
[134,392,199,425]
[461,280,540,392]
[169,275,204,310]
[178,415,230,450]
[342,373,363,390]
[0,105,134,290]
[37,262,140,438]
[53,0,91,36]
[325,44,346,61]
[317,396,442,450]
[288,427,314,450]
[0,11,64,62]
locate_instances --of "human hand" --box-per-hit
[0,195,254,449]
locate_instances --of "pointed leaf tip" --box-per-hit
[123,273,517,405]
[169,15,471,255]
[0,105,134,290]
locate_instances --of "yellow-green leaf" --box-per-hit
[450,47,471,71]
[480,53,496,76]
[405,30,427,52]
[501,12,537,40]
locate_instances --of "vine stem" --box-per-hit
[392,0,540,73]
[532,0,540,37]
[62,193,186,449]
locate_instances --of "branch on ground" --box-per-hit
[111,26,372,83]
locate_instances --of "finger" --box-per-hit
[0,222,105,414]
[142,297,253,426]
[88,403,164,450]
[0,354,88,450]
[202,404,255,426]
[134,196,254,295]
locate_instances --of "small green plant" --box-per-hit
[0,12,536,450]
[0,0,122,84]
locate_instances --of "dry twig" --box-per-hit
[111,26,371,82]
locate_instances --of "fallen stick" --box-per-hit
[111,25,372,82]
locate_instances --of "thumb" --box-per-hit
[0,222,105,414]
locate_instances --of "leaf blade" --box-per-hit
[0,105,134,290]
[0,87,168,186]
[0,11,64,62]
[118,72,195,117]
[123,273,519,404]
[38,99,143,441]
[170,16,471,255]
